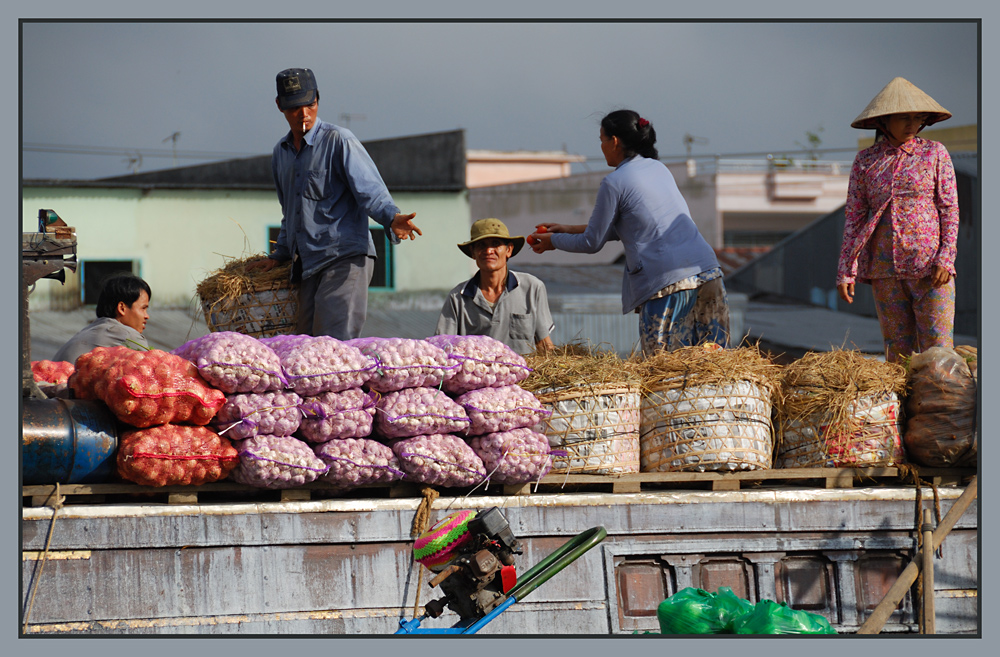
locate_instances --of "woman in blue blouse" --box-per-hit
[529,109,729,355]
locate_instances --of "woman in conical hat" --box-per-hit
[836,77,959,364]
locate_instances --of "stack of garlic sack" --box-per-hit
[348,337,484,488]
[219,333,379,489]
[70,345,235,487]
[427,334,554,487]
[171,332,316,489]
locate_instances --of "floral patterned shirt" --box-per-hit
[836,136,958,285]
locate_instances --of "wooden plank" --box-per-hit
[21,467,977,505]
[611,481,642,494]
[280,489,311,502]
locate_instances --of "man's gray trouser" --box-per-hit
[296,254,374,340]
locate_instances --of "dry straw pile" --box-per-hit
[197,255,297,338]
[634,344,782,396]
[523,344,643,475]
[776,349,906,439]
[522,343,641,394]
[196,255,293,306]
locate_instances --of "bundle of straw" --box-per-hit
[197,255,297,338]
[777,350,906,438]
[635,345,781,473]
[522,344,641,395]
[524,344,642,475]
[634,344,781,397]
[196,254,293,305]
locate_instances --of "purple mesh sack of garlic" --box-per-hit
[390,434,486,487]
[298,388,377,443]
[172,331,286,393]
[260,335,376,396]
[469,427,554,485]
[229,435,328,489]
[213,390,303,440]
[425,334,531,395]
[375,387,470,438]
[314,438,405,488]
[346,337,456,393]
[456,385,551,436]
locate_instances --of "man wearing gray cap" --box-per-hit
[251,68,422,340]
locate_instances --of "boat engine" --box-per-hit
[416,507,522,621]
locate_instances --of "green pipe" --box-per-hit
[507,526,607,602]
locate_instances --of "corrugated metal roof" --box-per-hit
[24,130,467,193]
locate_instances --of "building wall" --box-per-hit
[23,186,472,310]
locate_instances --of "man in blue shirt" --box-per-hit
[251,68,422,339]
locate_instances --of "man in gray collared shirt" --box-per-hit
[436,219,555,355]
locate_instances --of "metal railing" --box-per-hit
[715,158,853,174]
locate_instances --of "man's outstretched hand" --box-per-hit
[391,213,422,241]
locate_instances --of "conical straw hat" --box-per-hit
[851,77,951,129]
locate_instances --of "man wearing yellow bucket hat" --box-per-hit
[435,218,555,354]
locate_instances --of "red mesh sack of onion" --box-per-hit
[390,434,486,487]
[375,387,470,439]
[314,438,405,488]
[347,337,456,393]
[455,385,551,436]
[260,335,375,396]
[298,388,377,443]
[230,435,328,488]
[116,424,239,487]
[425,334,531,395]
[31,360,75,397]
[172,332,286,393]
[469,427,554,485]
[212,390,303,440]
[70,347,225,428]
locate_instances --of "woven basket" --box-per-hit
[201,281,298,339]
[640,379,773,473]
[535,384,641,475]
[776,391,904,468]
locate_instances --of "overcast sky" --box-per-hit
[21,20,978,180]
[4,2,999,654]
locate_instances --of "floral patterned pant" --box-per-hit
[870,276,955,364]
[638,277,730,356]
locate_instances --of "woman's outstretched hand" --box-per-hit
[528,232,554,253]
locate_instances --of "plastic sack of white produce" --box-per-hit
[375,387,470,438]
[261,334,376,396]
[456,385,551,436]
[347,337,456,393]
[390,434,487,487]
[212,390,303,439]
[172,332,286,393]
[298,389,377,443]
[314,438,405,489]
[469,427,554,485]
[230,435,328,488]
[426,334,531,395]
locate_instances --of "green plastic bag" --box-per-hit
[656,587,754,634]
[730,599,838,635]
[712,586,755,627]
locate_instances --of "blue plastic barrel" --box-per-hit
[22,398,119,485]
